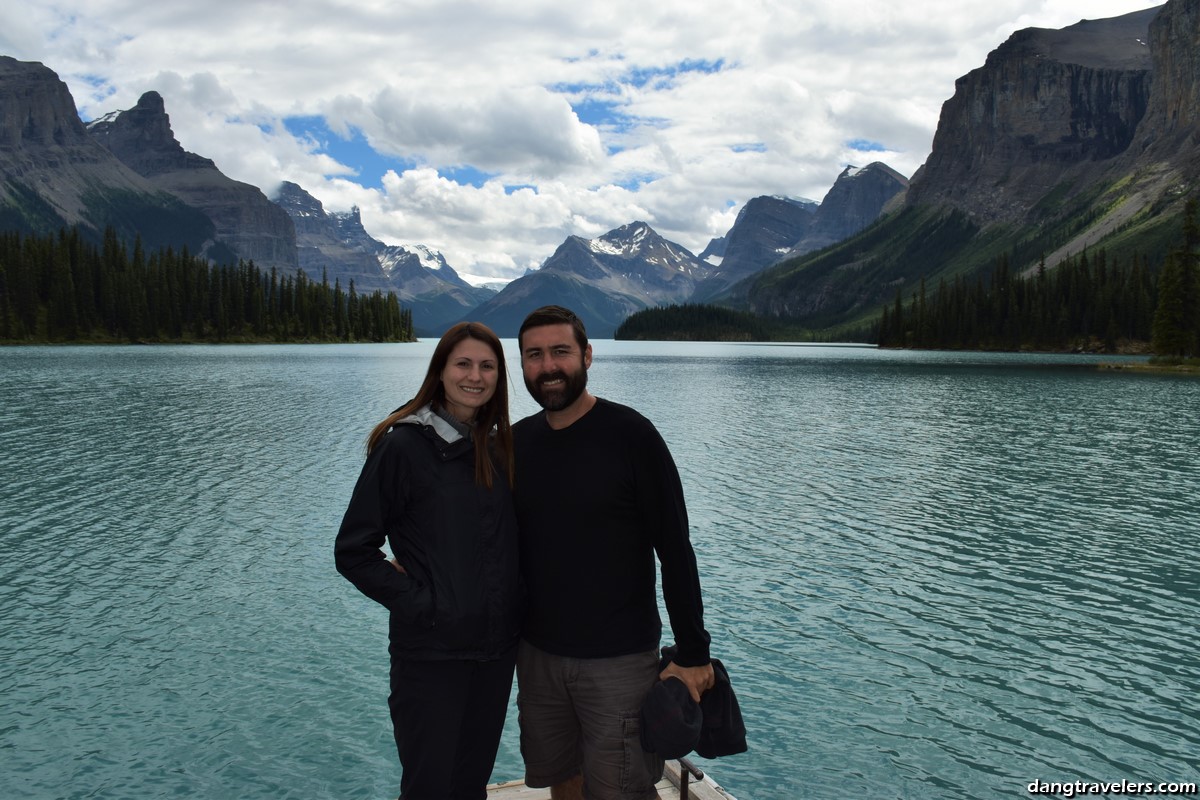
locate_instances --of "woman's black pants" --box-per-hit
[388,645,518,800]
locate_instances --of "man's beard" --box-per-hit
[525,366,588,411]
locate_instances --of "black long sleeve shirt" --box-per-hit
[513,398,711,666]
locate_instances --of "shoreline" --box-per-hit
[1097,361,1200,376]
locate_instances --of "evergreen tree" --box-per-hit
[1151,200,1198,358]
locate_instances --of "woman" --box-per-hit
[335,322,520,800]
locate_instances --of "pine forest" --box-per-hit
[877,201,1200,361]
[0,227,414,344]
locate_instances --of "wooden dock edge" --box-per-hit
[664,758,740,800]
[486,759,739,800]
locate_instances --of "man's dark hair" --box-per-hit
[518,305,588,351]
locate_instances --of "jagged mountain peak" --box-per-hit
[0,56,92,150]
[273,180,326,217]
[87,90,217,176]
[398,242,453,273]
[587,220,655,254]
[331,204,365,228]
[698,236,727,265]
[468,221,710,337]
[379,242,456,277]
[731,195,818,227]
[0,56,214,249]
[85,88,300,268]
[581,221,704,276]
[840,162,908,182]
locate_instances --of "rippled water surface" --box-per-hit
[2,343,1197,799]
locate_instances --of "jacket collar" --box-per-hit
[392,404,466,446]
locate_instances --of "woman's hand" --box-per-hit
[389,557,407,575]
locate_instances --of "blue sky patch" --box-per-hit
[284,115,414,186]
[78,73,111,90]
[558,58,724,135]
[847,138,888,152]
[440,165,495,188]
[570,96,628,128]
[624,58,725,90]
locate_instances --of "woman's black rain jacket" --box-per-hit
[335,405,521,660]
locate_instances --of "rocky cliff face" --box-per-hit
[0,57,203,241]
[89,92,298,268]
[1136,0,1200,171]
[273,181,494,334]
[791,162,909,254]
[377,245,495,335]
[906,8,1158,223]
[272,181,388,290]
[470,221,710,337]
[734,1,1200,330]
[694,166,906,303]
[692,195,817,301]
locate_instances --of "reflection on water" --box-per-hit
[1,343,1197,799]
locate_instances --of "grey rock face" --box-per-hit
[905,8,1158,222]
[0,56,180,230]
[469,221,710,337]
[89,91,298,268]
[692,196,817,301]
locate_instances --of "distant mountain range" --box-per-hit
[3,0,1197,338]
[729,0,1200,330]
[0,53,906,337]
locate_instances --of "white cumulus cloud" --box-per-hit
[5,0,1165,282]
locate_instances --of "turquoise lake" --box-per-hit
[1,342,1197,799]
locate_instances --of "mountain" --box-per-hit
[376,242,484,295]
[905,8,1156,223]
[1136,0,1200,178]
[467,222,710,338]
[272,180,494,335]
[8,1,1193,341]
[789,162,909,255]
[87,91,298,269]
[0,56,214,251]
[272,181,391,291]
[697,235,727,265]
[0,54,911,338]
[692,165,907,303]
[728,1,1195,331]
[691,196,817,302]
[0,56,498,334]
[376,243,495,336]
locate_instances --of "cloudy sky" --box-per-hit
[3,0,1163,285]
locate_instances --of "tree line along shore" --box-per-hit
[0,227,414,344]
[5,204,1198,367]
[617,202,1200,370]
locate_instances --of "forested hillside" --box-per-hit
[878,201,1199,360]
[0,228,413,344]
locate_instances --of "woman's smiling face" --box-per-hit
[440,337,499,422]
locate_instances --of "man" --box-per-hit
[513,305,715,800]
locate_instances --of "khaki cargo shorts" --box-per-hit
[516,640,665,800]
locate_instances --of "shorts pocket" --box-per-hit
[619,711,664,797]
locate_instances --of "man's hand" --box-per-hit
[659,661,715,704]
[389,557,406,574]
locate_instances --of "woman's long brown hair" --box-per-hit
[365,322,514,489]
